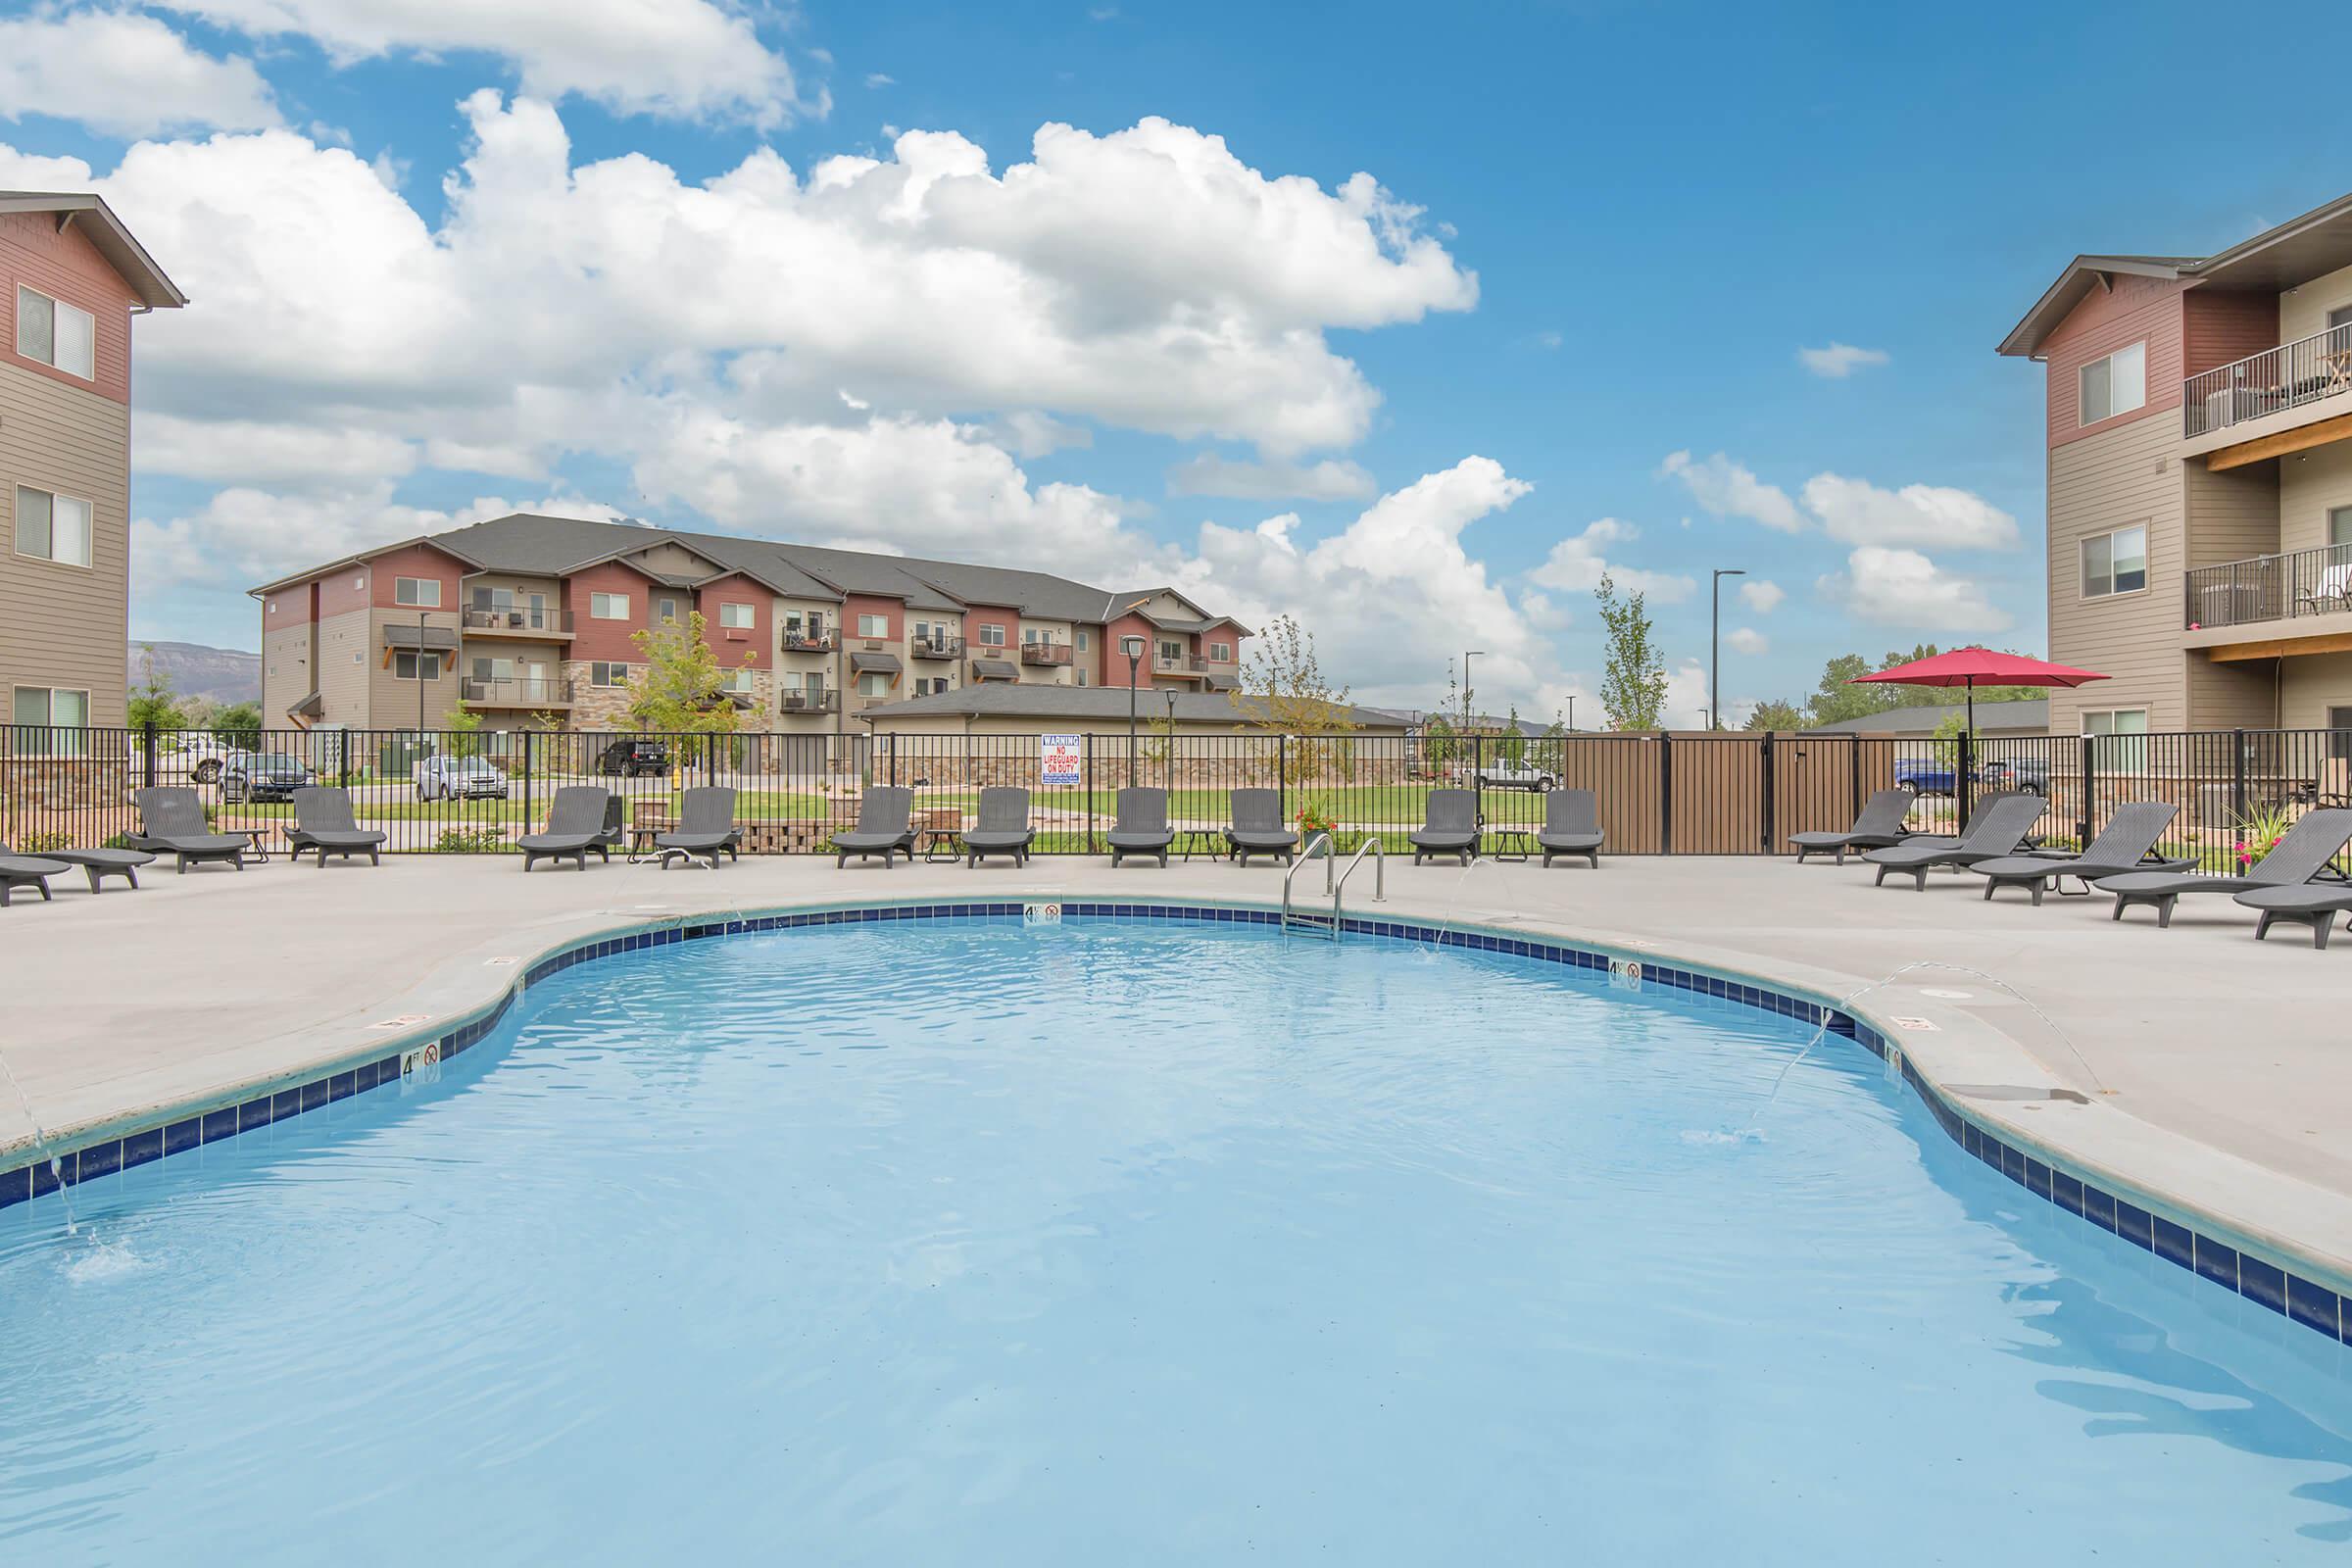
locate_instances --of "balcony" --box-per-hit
[463,607,572,638]
[781,627,837,654]
[1152,653,1208,678]
[2183,321,2352,442]
[779,689,839,713]
[911,633,964,661]
[462,677,573,708]
[1021,640,1072,666]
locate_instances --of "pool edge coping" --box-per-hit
[3,888,2347,1348]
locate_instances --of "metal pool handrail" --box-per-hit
[1281,832,1332,938]
[1282,834,1384,940]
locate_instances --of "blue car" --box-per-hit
[1894,757,2047,797]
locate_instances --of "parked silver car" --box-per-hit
[415,756,510,802]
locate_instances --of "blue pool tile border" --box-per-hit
[2,896,2343,1349]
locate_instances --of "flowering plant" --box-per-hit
[2232,805,2295,869]
[1296,800,1339,840]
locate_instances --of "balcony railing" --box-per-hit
[781,627,837,653]
[462,677,573,706]
[2185,543,2352,630]
[2183,321,2352,438]
[911,634,964,660]
[463,607,571,635]
[1021,641,1072,666]
[779,689,840,713]
[1153,653,1206,675]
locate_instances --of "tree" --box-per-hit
[1593,572,1667,731]
[445,706,485,760]
[1528,715,1568,773]
[210,702,263,751]
[1742,699,1807,732]
[1422,713,1456,775]
[626,612,754,736]
[1499,705,1527,767]
[1234,613,1356,785]
[127,644,188,732]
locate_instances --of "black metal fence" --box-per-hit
[3,722,2345,867]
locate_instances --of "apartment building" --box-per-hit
[1,193,184,736]
[252,512,1250,732]
[2000,190,2352,743]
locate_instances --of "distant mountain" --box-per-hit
[128,641,261,706]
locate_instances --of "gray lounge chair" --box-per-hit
[962,787,1035,867]
[1106,788,1174,867]
[655,787,741,868]
[1225,788,1298,866]
[1409,789,1480,865]
[1861,795,2048,891]
[834,787,915,868]
[0,838,152,892]
[1966,801,2188,905]
[2104,808,2352,932]
[1537,788,1605,868]
[1788,789,1915,864]
[0,852,71,906]
[127,786,259,872]
[518,786,612,871]
[2236,882,2352,949]
[286,787,387,867]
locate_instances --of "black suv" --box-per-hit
[596,740,670,777]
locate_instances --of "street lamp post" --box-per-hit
[1566,695,1576,733]
[1710,568,1746,731]
[1122,634,1146,781]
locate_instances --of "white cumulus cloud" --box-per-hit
[156,0,814,125]
[1727,626,1768,656]
[1796,341,1889,378]
[1528,518,1696,603]
[1657,450,1803,532]
[1816,546,2013,632]
[0,11,280,136]
[1167,454,1376,502]
[1799,472,2019,550]
[1738,578,1784,613]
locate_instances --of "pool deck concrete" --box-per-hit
[6,851,2352,1281]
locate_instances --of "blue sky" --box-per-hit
[5,0,2350,718]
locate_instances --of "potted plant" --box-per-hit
[1297,799,1338,857]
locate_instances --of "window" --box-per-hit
[15,486,91,566]
[1158,639,1184,662]
[719,602,754,629]
[2082,708,2149,773]
[393,651,441,680]
[2330,305,2352,335]
[858,613,890,639]
[590,662,631,687]
[13,685,89,752]
[913,676,950,697]
[2078,342,2146,425]
[16,286,94,379]
[590,592,630,620]
[2080,524,2148,599]
[858,671,892,698]
[1076,669,1088,686]
[977,623,1005,646]
[2329,506,2352,552]
[1076,630,1089,652]
[2329,707,2352,764]
[1207,641,1233,663]
[656,595,682,624]
[394,576,441,607]
[720,669,757,694]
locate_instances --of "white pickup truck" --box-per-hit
[1468,760,1560,792]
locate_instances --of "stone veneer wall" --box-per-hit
[562,663,774,731]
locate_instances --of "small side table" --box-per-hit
[918,826,965,863]
[1174,826,1223,861]
[1486,828,1536,862]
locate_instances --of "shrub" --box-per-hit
[18,830,68,853]
[432,827,514,855]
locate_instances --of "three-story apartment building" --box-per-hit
[1,193,183,737]
[2000,190,2352,743]
[253,513,1250,733]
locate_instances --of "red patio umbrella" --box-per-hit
[1849,648,2108,736]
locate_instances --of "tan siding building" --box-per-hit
[0,195,183,738]
[2001,192,2352,745]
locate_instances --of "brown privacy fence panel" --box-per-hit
[3,722,2347,865]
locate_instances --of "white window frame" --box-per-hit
[976,623,1005,647]
[857,612,890,639]
[392,651,441,681]
[1207,641,1233,663]
[719,602,755,629]
[12,686,89,755]
[15,285,94,379]
[857,670,892,698]
[590,592,631,620]
[719,668,757,694]
[394,576,441,608]
[2082,708,2150,773]
[589,661,631,688]
[2080,524,2148,601]
[2078,341,2146,426]
[655,595,682,624]
[14,485,92,567]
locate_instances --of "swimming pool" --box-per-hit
[3,912,2348,1560]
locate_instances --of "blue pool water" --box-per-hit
[3,917,2349,1561]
